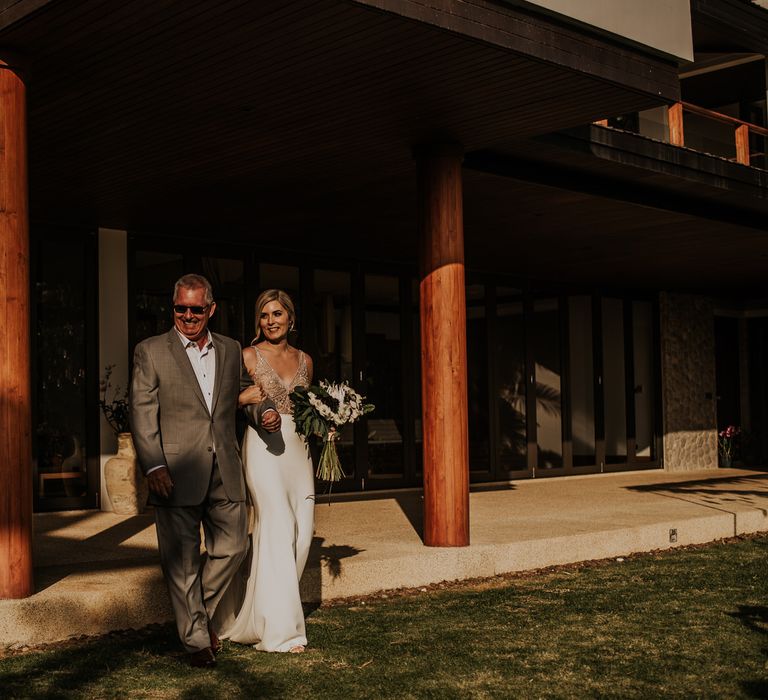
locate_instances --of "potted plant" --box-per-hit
[717,425,740,468]
[100,365,147,514]
[99,364,130,436]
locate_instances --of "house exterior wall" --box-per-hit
[660,292,718,470]
[517,0,693,61]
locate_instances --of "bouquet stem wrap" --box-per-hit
[317,429,344,482]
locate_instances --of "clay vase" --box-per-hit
[104,432,148,514]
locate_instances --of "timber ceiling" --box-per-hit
[0,0,673,220]
[1,0,765,294]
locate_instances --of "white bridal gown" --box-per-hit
[222,348,315,652]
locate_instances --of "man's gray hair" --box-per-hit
[173,274,214,305]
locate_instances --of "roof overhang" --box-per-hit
[9,1,757,295]
[0,0,681,232]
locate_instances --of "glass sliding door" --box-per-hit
[123,247,664,497]
[134,250,245,345]
[259,262,299,298]
[313,269,355,480]
[34,231,97,511]
[134,251,184,344]
[531,298,563,469]
[473,287,660,478]
[633,301,655,460]
[202,257,244,342]
[412,279,423,476]
[364,274,404,479]
[258,262,302,348]
[602,298,628,463]
[569,296,596,467]
[129,248,431,492]
[496,291,527,472]
[467,284,490,474]
[313,270,353,384]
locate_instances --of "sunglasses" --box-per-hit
[173,304,210,315]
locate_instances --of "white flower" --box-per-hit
[308,392,335,421]
[312,380,369,427]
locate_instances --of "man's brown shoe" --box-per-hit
[188,647,216,668]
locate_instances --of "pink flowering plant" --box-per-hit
[290,380,374,481]
[717,425,740,464]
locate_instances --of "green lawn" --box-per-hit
[2,535,767,699]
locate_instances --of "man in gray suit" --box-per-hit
[130,273,279,668]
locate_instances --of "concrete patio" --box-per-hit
[2,467,767,647]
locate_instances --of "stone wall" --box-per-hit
[659,293,718,470]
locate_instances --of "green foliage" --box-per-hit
[290,385,330,440]
[99,364,130,435]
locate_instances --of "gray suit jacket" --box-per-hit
[129,329,268,507]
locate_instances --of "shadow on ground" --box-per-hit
[300,536,365,604]
[1,624,286,699]
[34,513,158,591]
[729,604,768,698]
[625,473,768,516]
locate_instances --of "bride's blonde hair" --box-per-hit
[252,289,296,343]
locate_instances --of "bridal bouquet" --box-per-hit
[290,380,374,482]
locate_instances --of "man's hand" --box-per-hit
[147,466,174,499]
[261,409,281,433]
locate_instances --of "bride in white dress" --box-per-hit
[222,289,315,653]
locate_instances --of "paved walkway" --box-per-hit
[2,467,767,647]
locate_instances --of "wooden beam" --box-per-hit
[0,56,32,599]
[735,124,750,166]
[416,143,469,547]
[668,102,684,147]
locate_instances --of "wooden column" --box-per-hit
[668,102,684,147]
[0,57,32,599]
[735,124,750,165]
[416,143,469,547]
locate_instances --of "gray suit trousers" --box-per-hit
[154,458,248,653]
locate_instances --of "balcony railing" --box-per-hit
[595,102,768,168]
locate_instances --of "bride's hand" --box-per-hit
[239,381,266,406]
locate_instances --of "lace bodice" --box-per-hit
[250,347,309,414]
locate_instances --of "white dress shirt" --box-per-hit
[180,330,216,414]
[146,330,216,475]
